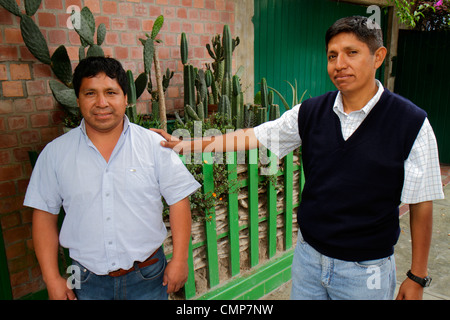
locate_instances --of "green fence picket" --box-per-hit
[247,149,259,267]
[184,238,196,299]
[267,150,278,258]
[226,151,240,277]
[284,152,294,249]
[202,152,220,288]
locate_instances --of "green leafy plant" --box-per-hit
[388,0,450,30]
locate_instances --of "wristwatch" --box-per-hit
[406,270,432,287]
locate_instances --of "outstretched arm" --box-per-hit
[150,128,260,154]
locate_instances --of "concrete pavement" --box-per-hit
[262,165,450,300]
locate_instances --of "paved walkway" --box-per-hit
[262,164,450,300]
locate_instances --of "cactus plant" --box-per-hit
[180,24,249,129]
[138,15,171,130]
[0,1,108,127]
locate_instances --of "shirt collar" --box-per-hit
[333,79,384,116]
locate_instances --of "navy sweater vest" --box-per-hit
[297,89,427,261]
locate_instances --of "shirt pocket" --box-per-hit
[125,166,159,205]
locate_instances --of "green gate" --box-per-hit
[254,0,387,112]
[394,30,450,164]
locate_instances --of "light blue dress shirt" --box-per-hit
[24,117,201,275]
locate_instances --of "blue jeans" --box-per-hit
[291,232,396,300]
[72,247,168,300]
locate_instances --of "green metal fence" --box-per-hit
[178,149,303,300]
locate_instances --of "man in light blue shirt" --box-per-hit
[24,57,200,300]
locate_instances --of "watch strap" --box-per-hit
[406,270,431,287]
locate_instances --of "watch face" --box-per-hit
[424,277,432,287]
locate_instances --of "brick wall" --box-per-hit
[0,0,238,299]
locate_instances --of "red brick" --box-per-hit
[48,29,67,44]
[9,268,29,286]
[19,46,37,61]
[194,23,204,34]
[8,116,27,130]
[4,28,23,44]
[17,179,30,195]
[3,224,30,244]
[0,150,10,165]
[189,9,199,20]
[30,114,49,128]
[20,131,40,145]
[205,0,215,10]
[0,181,16,197]
[102,1,118,14]
[37,12,57,27]
[127,18,140,31]
[0,100,13,114]
[121,33,136,46]
[0,46,18,61]
[193,0,204,9]
[35,96,55,111]
[40,127,60,143]
[167,86,179,98]
[10,64,31,80]
[13,147,32,162]
[177,7,188,19]
[1,212,21,231]
[0,164,22,182]
[84,0,101,13]
[112,17,126,31]
[135,4,147,16]
[105,33,119,45]
[2,81,24,97]
[0,134,18,149]
[216,0,226,10]
[0,64,7,80]
[170,21,181,33]
[119,2,133,16]
[226,0,235,11]
[182,22,193,33]
[0,7,14,25]
[33,64,52,78]
[13,99,34,113]
[115,47,128,60]
[149,5,162,17]
[26,80,46,96]
[44,0,63,9]
[69,30,82,45]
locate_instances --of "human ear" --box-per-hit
[374,46,387,69]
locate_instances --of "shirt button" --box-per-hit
[105,193,110,197]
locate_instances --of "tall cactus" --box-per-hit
[138,15,168,130]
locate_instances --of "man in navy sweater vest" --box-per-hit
[154,16,444,299]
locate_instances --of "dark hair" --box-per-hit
[72,56,128,97]
[325,16,384,54]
